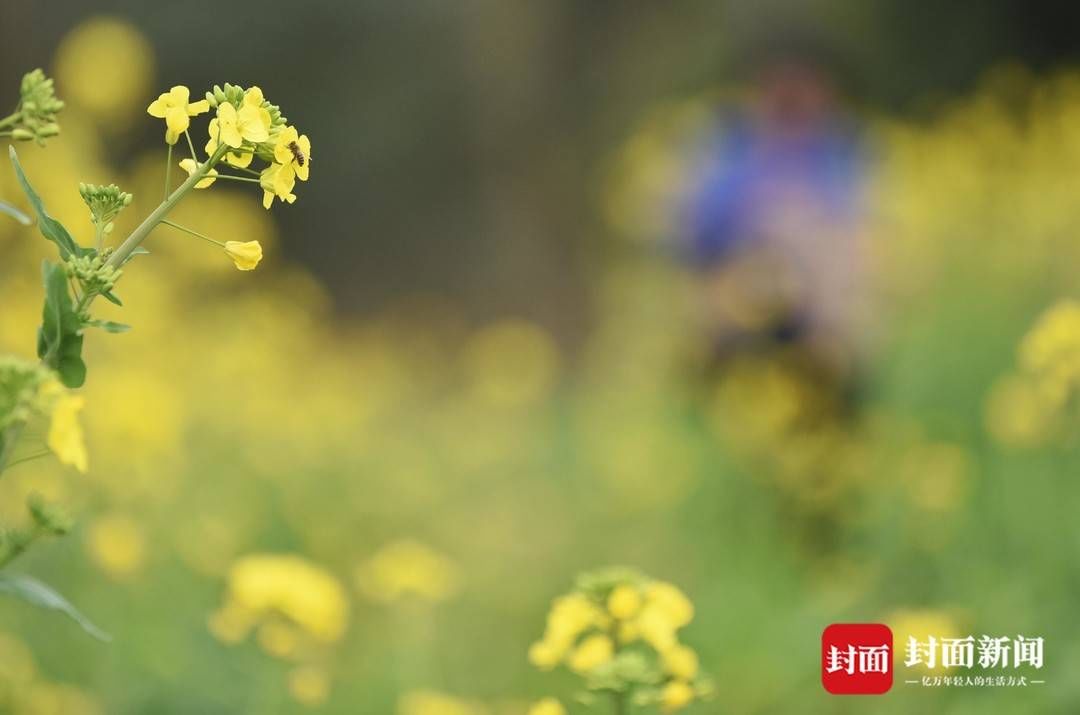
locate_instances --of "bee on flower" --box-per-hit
[528,568,712,713]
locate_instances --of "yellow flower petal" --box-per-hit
[179,158,217,189]
[224,240,263,271]
[48,394,87,473]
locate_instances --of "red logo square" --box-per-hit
[822,623,894,694]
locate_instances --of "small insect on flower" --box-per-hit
[288,141,306,168]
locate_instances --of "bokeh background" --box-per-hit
[2,1,1080,713]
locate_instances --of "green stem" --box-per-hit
[185,130,199,162]
[106,145,226,270]
[612,691,627,715]
[164,143,172,200]
[0,524,45,569]
[3,450,51,469]
[0,112,20,130]
[0,424,25,476]
[212,174,261,184]
[160,219,224,247]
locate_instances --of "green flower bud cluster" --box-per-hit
[11,69,64,146]
[205,82,287,131]
[27,493,73,536]
[65,253,123,297]
[79,182,133,234]
[0,495,72,566]
[0,357,51,432]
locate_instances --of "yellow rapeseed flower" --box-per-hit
[47,392,87,473]
[660,681,694,712]
[224,240,263,271]
[607,584,643,620]
[644,582,694,629]
[223,554,349,643]
[397,691,487,715]
[662,644,699,680]
[215,100,270,149]
[273,126,311,182]
[147,85,209,144]
[178,158,217,189]
[527,697,566,715]
[260,162,297,209]
[205,118,253,168]
[567,633,614,674]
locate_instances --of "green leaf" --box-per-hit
[85,320,131,334]
[0,573,110,641]
[0,199,31,225]
[37,261,86,388]
[8,146,86,260]
[100,290,122,306]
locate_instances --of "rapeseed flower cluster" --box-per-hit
[209,554,347,706]
[986,300,1080,447]
[528,568,711,713]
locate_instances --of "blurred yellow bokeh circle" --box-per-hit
[54,17,155,125]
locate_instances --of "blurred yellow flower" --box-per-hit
[53,17,154,125]
[526,698,566,715]
[287,665,330,707]
[567,633,614,674]
[47,392,87,473]
[660,681,694,713]
[179,158,217,189]
[397,690,488,715]
[355,539,461,604]
[256,620,300,659]
[607,583,642,620]
[85,514,145,578]
[224,240,263,271]
[217,554,349,643]
[662,644,699,681]
[147,86,209,144]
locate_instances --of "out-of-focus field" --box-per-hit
[2,20,1080,715]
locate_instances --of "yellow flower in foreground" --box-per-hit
[260,162,297,209]
[660,681,694,713]
[47,392,87,473]
[527,697,566,715]
[645,582,694,629]
[216,100,270,148]
[178,158,217,189]
[567,633,614,674]
[147,85,209,144]
[527,639,563,670]
[274,125,311,181]
[224,241,263,271]
[287,666,330,708]
[607,584,643,620]
[662,644,699,680]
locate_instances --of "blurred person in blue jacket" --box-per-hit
[682,53,867,395]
